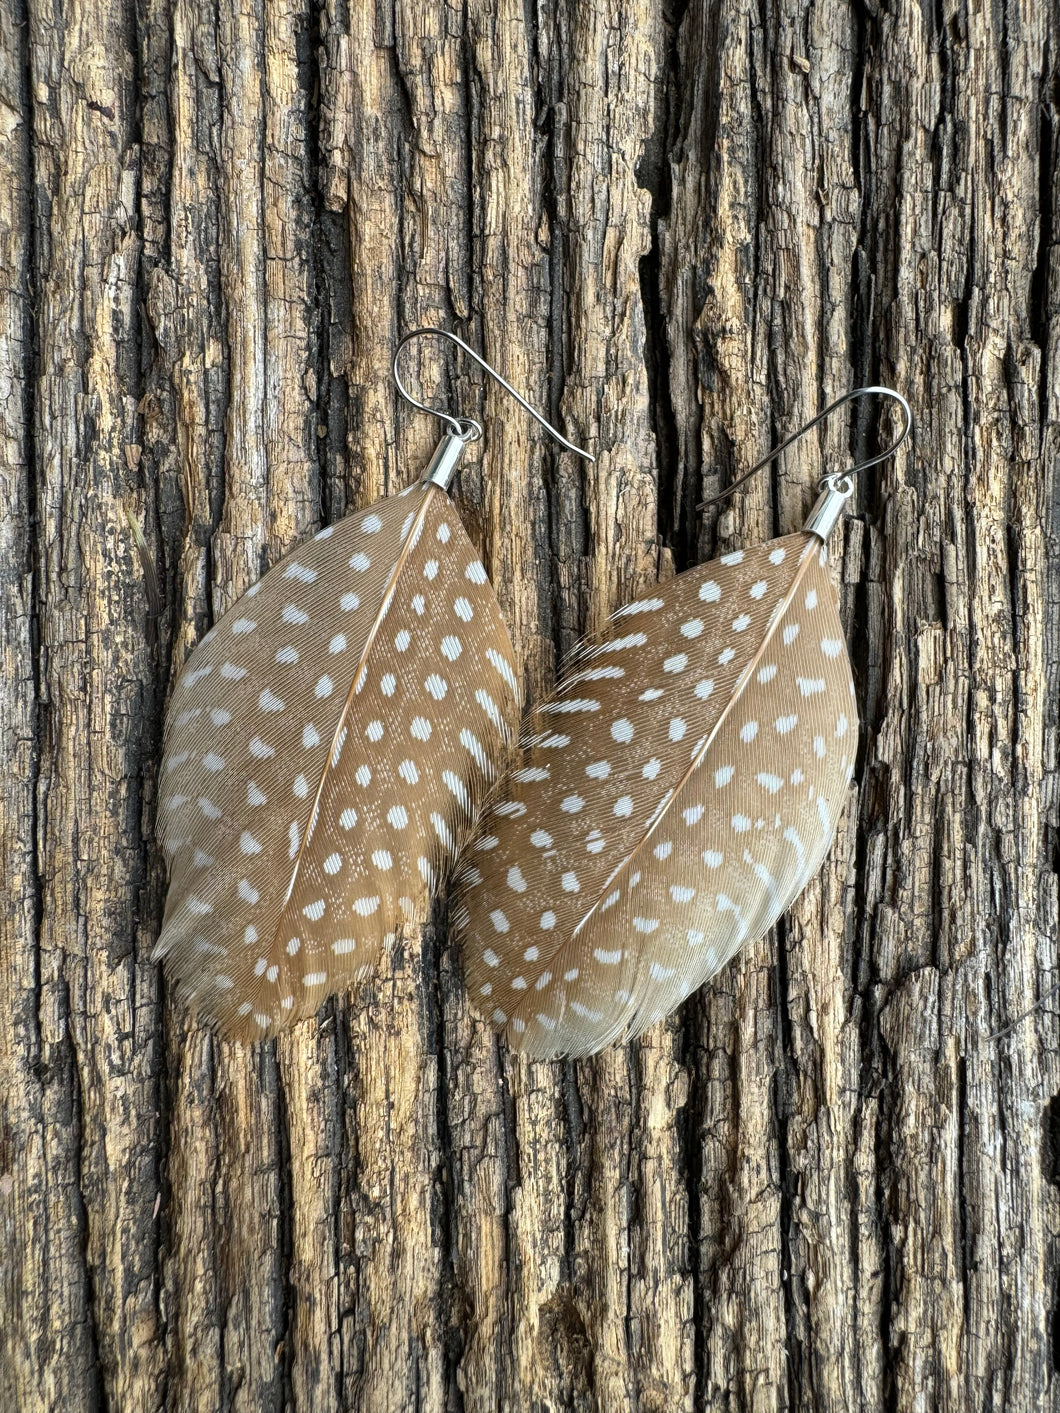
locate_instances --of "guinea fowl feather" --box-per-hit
[453,532,856,1058]
[156,481,521,1041]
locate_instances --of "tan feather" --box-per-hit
[156,482,521,1041]
[453,532,855,1058]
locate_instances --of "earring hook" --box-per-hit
[697,385,912,510]
[393,327,596,463]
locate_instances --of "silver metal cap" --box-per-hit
[420,432,467,492]
[803,477,852,543]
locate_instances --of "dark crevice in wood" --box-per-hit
[540,0,571,674]
[1044,1092,1060,1190]
[569,1059,598,1408]
[929,0,955,237]
[151,997,173,1413]
[772,918,802,1411]
[1035,63,1059,434]
[387,13,417,152]
[496,1040,519,1394]
[849,0,877,550]
[334,1006,354,1404]
[747,1,766,448]
[461,12,482,361]
[265,1046,287,1411]
[68,980,108,1413]
[214,1041,234,1413]
[876,1033,900,1413]
[274,1061,297,1412]
[20,0,45,1094]
[303,0,335,531]
[624,1049,643,1404]
[635,5,682,569]
[956,1053,972,1349]
[677,1001,706,1412]
[423,913,468,1413]
[955,204,977,519]
[561,1056,584,1288]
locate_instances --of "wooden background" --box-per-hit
[2,0,1059,1407]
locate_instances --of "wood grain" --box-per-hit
[2,0,1058,1407]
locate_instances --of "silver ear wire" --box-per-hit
[698,386,912,518]
[393,327,596,466]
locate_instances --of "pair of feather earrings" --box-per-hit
[155,330,910,1056]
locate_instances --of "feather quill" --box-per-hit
[453,532,855,1058]
[157,481,521,1040]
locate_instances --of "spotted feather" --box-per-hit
[453,532,855,1058]
[156,481,521,1040]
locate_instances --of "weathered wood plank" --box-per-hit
[2,0,1058,1408]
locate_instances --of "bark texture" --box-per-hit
[2,0,1059,1408]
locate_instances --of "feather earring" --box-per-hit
[453,388,911,1058]
[155,329,595,1041]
